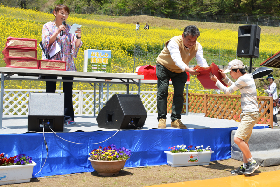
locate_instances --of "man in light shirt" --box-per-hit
[156,25,208,129]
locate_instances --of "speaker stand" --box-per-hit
[249,57,253,73]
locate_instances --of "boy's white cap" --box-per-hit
[224,59,245,73]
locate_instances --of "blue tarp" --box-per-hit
[0,126,266,177]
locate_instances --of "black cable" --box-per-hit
[35,120,119,176]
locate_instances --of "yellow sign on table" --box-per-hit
[83,49,111,72]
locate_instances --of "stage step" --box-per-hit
[231,128,280,166]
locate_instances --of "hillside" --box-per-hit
[84,14,280,90]
[0,6,279,93]
[75,14,280,35]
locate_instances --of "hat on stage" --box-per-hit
[224,59,245,73]
[266,74,274,80]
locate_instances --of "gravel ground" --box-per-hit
[6,159,280,187]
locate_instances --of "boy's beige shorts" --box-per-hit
[235,111,259,143]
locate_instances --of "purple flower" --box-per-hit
[90,145,131,161]
[125,151,131,156]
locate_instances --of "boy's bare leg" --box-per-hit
[234,137,251,162]
[243,152,247,164]
[231,137,249,175]
[234,136,259,175]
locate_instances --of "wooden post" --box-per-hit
[204,93,207,115]
[269,97,273,129]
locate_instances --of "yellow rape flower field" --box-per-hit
[0,5,278,96]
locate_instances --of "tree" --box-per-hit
[20,0,27,9]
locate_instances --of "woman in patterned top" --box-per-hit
[41,4,82,125]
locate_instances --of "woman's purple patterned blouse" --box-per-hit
[42,21,82,71]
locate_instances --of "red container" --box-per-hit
[136,65,157,80]
[5,58,39,69]
[39,60,66,71]
[3,48,37,59]
[5,36,37,50]
[136,65,190,82]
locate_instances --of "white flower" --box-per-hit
[177,144,186,149]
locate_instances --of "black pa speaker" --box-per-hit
[237,24,261,58]
[28,92,64,132]
[97,94,147,129]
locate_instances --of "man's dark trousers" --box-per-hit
[156,63,188,122]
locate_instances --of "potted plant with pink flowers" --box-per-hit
[164,145,214,167]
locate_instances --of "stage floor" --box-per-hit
[1,113,268,134]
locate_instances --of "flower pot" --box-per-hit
[0,161,36,185]
[88,158,127,176]
[164,151,214,167]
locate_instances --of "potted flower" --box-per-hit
[164,145,214,167]
[89,144,131,176]
[0,153,36,185]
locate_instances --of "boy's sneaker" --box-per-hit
[244,160,259,175]
[231,165,245,175]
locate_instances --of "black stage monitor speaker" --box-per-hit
[97,94,147,129]
[28,92,64,132]
[237,24,261,58]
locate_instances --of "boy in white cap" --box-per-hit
[210,59,259,175]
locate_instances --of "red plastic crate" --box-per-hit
[5,58,39,69]
[39,60,66,71]
[3,48,37,59]
[5,36,37,50]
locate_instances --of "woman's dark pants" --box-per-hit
[45,76,74,122]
